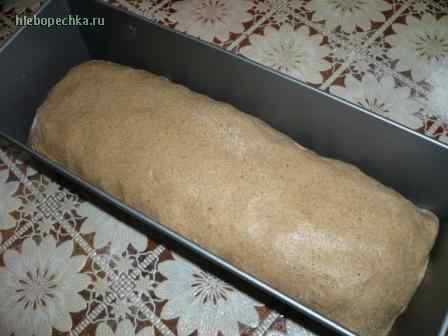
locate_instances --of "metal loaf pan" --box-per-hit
[0,0,447,335]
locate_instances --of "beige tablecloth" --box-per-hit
[0,0,447,335]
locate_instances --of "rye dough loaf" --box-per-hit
[30,60,439,336]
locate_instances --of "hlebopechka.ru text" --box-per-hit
[16,15,105,27]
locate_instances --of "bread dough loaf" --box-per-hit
[30,61,439,336]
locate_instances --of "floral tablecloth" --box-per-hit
[0,0,447,336]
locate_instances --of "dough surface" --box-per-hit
[30,60,439,336]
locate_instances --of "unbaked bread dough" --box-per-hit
[30,60,439,336]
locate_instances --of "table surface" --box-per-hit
[0,0,447,336]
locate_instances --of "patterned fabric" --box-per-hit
[1,1,448,335]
